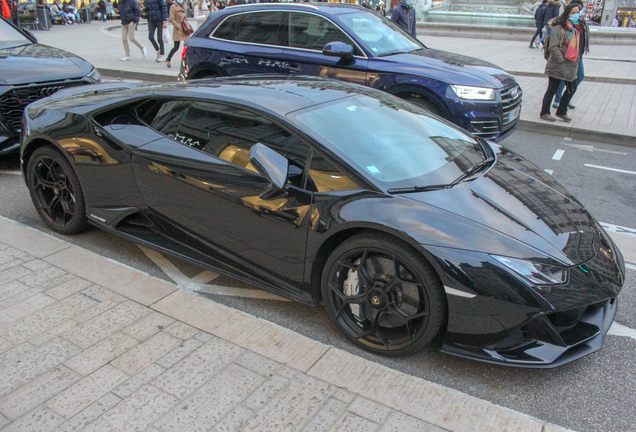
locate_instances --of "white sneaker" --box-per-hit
[156,51,160,60]
[156,55,165,62]
[141,47,147,58]
[121,56,132,61]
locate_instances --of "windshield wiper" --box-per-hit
[387,156,495,195]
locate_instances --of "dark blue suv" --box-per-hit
[180,3,522,141]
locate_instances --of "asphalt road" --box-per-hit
[1,129,635,432]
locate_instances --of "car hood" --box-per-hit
[382,49,516,89]
[402,151,600,265]
[0,43,91,85]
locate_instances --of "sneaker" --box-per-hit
[141,47,147,58]
[568,103,576,110]
[156,54,165,62]
[166,60,171,68]
[529,44,535,49]
[556,114,572,122]
[121,56,132,61]
[535,40,540,49]
[552,102,560,109]
[540,113,556,122]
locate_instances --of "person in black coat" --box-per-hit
[145,0,169,62]
[530,0,547,48]
[97,0,106,21]
[539,0,561,46]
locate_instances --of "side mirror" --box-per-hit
[322,42,354,61]
[249,143,289,191]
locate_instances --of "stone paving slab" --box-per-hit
[0,216,575,432]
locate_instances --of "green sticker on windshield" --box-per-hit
[367,165,380,174]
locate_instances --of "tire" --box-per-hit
[321,232,446,356]
[27,146,90,235]
[404,94,444,117]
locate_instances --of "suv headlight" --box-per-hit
[86,68,102,83]
[450,85,495,101]
[491,255,568,285]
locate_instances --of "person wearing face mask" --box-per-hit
[552,0,588,110]
[540,2,582,122]
[166,0,189,68]
[391,0,417,38]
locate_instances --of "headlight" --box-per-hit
[491,255,568,285]
[450,85,496,101]
[86,68,102,83]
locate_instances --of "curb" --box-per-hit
[508,70,636,85]
[517,118,636,148]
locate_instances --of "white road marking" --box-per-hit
[0,170,21,175]
[608,322,636,341]
[552,149,565,160]
[600,222,636,238]
[585,164,636,175]
[544,169,554,175]
[563,137,572,141]
[137,245,288,301]
[564,143,628,155]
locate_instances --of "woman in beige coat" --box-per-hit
[166,0,189,68]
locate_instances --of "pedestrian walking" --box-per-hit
[145,0,169,62]
[530,0,547,48]
[97,0,107,21]
[390,0,416,38]
[540,2,583,123]
[538,0,560,47]
[117,0,147,61]
[165,0,189,68]
[553,0,588,111]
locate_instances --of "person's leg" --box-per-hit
[121,23,131,57]
[539,25,551,44]
[553,80,566,105]
[556,81,578,117]
[157,23,164,56]
[530,26,542,46]
[541,76,561,116]
[148,20,160,52]
[576,59,585,86]
[166,41,180,66]
[128,22,144,51]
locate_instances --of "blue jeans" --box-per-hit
[555,60,585,104]
[539,25,551,44]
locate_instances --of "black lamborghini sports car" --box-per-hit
[20,76,625,367]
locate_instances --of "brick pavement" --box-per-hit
[0,216,574,432]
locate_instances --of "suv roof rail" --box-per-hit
[227,3,319,10]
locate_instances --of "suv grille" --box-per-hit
[501,84,522,129]
[0,81,87,132]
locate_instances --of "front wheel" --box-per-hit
[404,93,444,118]
[322,233,446,356]
[27,146,90,235]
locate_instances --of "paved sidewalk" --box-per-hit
[0,215,576,432]
[32,22,636,145]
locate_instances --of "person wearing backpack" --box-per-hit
[552,0,588,110]
[530,0,547,49]
[540,2,582,122]
[538,0,561,47]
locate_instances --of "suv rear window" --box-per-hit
[213,12,284,46]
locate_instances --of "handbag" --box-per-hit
[181,17,194,35]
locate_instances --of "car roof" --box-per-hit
[152,75,381,116]
[224,2,366,16]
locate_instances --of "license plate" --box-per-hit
[509,106,521,122]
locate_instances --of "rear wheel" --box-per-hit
[27,146,89,235]
[322,233,446,356]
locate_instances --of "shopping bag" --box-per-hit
[163,29,172,46]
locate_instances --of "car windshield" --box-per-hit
[337,11,423,57]
[0,19,31,48]
[290,94,486,190]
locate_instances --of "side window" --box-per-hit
[307,152,360,193]
[229,12,284,45]
[136,99,190,139]
[176,101,310,188]
[212,14,242,40]
[289,13,360,55]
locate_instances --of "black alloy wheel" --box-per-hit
[404,93,444,118]
[27,146,89,235]
[322,233,446,356]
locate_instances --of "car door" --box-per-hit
[131,97,314,298]
[276,12,368,86]
[210,11,288,76]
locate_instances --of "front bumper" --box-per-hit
[442,297,618,368]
